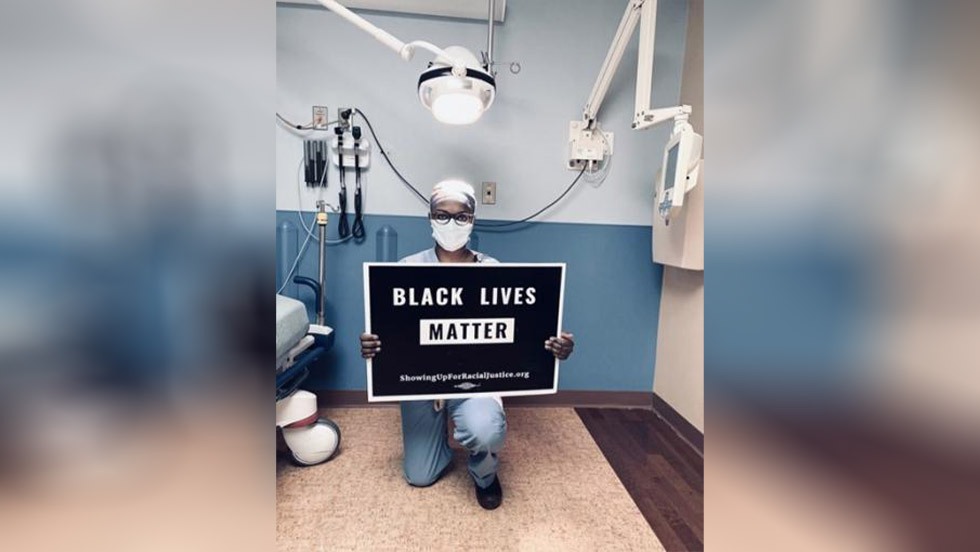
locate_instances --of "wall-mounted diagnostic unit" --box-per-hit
[654,113,701,222]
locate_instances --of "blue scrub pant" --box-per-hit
[400,397,507,489]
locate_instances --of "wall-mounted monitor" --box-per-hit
[655,124,702,220]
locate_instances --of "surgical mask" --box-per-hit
[430,220,473,252]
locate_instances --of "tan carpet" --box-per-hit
[277,407,665,551]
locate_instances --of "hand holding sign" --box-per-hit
[545,332,575,360]
[364,331,574,360]
[360,333,381,358]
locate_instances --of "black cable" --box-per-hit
[351,127,365,240]
[352,188,365,239]
[336,127,350,238]
[303,141,313,185]
[314,141,324,188]
[338,186,350,237]
[352,108,428,203]
[352,107,587,228]
[475,166,587,229]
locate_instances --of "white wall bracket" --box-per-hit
[330,132,372,169]
[567,121,614,170]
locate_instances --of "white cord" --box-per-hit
[277,121,355,295]
[276,114,339,136]
[294,156,348,243]
[278,153,352,294]
[584,127,613,187]
[277,225,315,294]
[585,152,612,187]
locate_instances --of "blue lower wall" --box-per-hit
[276,211,663,392]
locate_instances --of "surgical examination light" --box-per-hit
[316,0,498,125]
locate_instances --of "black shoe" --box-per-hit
[475,476,503,510]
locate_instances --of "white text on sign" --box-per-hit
[419,318,516,345]
[392,287,536,306]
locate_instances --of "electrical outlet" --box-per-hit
[482,182,497,205]
[337,107,354,131]
[312,106,328,130]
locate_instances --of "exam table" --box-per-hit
[276,293,340,465]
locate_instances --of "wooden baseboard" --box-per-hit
[314,389,653,409]
[651,392,704,454]
[505,391,652,408]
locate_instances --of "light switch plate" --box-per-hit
[312,106,328,130]
[481,182,496,205]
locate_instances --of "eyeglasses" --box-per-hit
[430,211,474,225]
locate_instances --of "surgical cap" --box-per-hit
[430,179,476,212]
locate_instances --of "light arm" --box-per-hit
[582,0,645,126]
[634,105,691,131]
[316,0,466,74]
[567,0,698,171]
[634,0,656,124]
[582,0,680,131]
[316,0,405,57]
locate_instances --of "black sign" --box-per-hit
[363,263,566,402]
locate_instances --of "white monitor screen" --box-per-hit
[664,142,680,191]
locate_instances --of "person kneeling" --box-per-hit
[360,180,574,510]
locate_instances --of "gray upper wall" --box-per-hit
[277,0,688,226]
